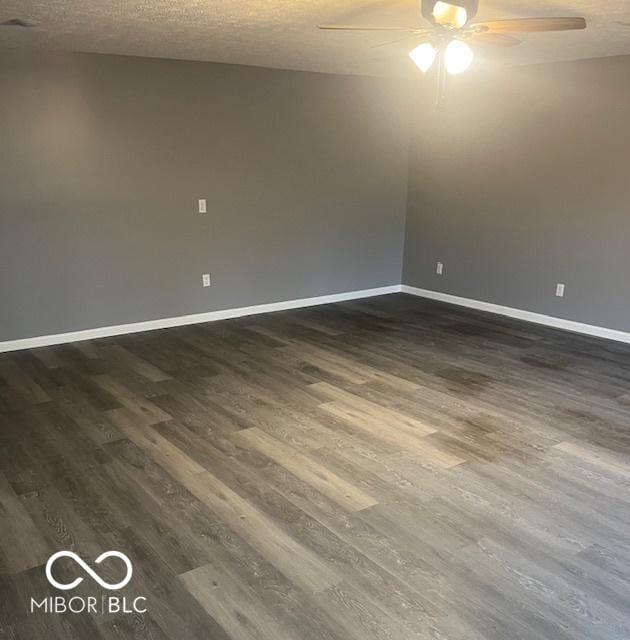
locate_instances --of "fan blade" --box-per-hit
[318,25,417,32]
[465,33,523,48]
[469,17,586,34]
[370,32,426,49]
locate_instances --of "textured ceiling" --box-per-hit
[1,1,630,76]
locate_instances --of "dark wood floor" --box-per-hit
[1,293,630,639]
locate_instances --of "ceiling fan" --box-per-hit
[319,1,587,76]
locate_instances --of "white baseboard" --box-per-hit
[401,285,630,344]
[0,285,402,353]
[4,283,628,353]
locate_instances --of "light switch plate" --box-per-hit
[198,199,207,214]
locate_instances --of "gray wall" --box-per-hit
[0,51,410,342]
[403,55,630,332]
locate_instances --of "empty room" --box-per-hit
[1,1,630,639]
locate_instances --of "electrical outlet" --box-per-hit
[555,283,565,298]
[436,262,444,275]
[198,198,207,214]
[202,274,211,287]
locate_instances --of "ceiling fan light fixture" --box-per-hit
[444,39,474,74]
[409,42,437,72]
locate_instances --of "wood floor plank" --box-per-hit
[106,407,206,478]
[103,344,172,383]
[92,375,171,425]
[320,401,465,466]
[179,561,299,640]
[110,408,341,594]
[312,381,437,436]
[185,468,342,595]
[234,427,378,512]
[0,360,50,406]
[0,471,50,573]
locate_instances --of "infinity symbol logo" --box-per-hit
[46,551,133,591]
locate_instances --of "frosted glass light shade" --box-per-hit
[445,40,474,74]
[409,42,437,73]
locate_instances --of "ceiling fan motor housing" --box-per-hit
[421,0,479,25]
